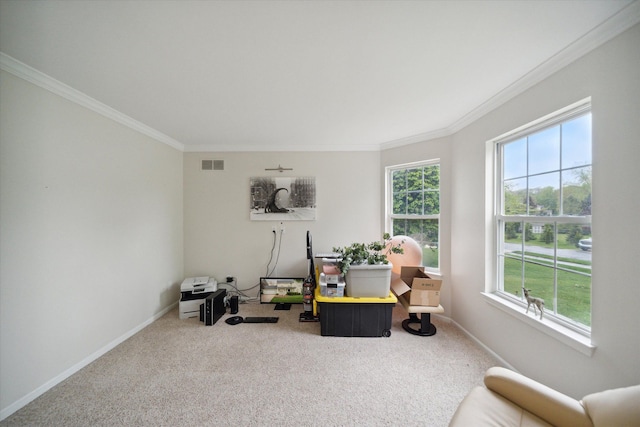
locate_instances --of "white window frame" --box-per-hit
[485,98,595,355]
[385,159,440,273]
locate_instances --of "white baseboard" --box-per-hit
[0,302,177,421]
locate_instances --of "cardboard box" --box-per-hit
[391,266,442,306]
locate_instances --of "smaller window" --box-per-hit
[386,160,440,271]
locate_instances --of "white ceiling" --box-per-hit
[1,0,638,152]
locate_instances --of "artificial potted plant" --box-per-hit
[332,233,404,297]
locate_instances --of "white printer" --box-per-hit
[179,277,218,319]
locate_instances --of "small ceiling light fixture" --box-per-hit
[265,164,293,173]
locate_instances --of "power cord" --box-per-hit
[265,229,277,276]
[266,229,284,277]
[219,279,259,303]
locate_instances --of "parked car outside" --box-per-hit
[579,237,592,251]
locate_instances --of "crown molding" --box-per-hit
[380,0,640,150]
[0,52,185,152]
[183,142,381,152]
[448,0,640,136]
[379,127,452,150]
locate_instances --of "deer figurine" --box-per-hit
[522,288,544,320]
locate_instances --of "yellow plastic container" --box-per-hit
[314,287,397,337]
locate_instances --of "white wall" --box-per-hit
[183,151,384,287]
[0,71,184,415]
[448,23,640,397]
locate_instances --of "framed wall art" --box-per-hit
[250,176,316,221]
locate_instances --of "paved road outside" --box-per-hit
[504,243,592,263]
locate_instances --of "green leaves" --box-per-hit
[333,234,404,275]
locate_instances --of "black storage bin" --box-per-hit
[318,301,394,337]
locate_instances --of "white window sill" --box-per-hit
[481,292,596,357]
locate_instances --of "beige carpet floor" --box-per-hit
[1,302,499,426]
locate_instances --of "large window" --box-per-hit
[494,100,592,334]
[387,160,440,271]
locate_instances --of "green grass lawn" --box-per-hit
[503,256,591,326]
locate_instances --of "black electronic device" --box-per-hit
[199,289,226,326]
[225,315,243,325]
[230,295,239,314]
[243,317,279,323]
[259,277,305,310]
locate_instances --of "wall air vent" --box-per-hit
[202,160,224,171]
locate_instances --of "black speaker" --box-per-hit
[199,289,226,326]
[230,295,239,314]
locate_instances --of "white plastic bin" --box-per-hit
[345,263,392,297]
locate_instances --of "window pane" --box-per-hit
[523,261,554,313]
[406,191,423,215]
[392,218,439,268]
[502,220,523,295]
[562,166,591,215]
[424,191,440,215]
[557,221,591,325]
[557,269,591,326]
[531,185,559,216]
[562,115,592,169]
[503,257,522,296]
[529,126,560,175]
[504,138,526,180]
[504,178,527,215]
[557,223,591,251]
[424,165,440,190]
[522,221,555,314]
[393,191,407,215]
[406,168,423,191]
[392,169,407,193]
[529,173,559,216]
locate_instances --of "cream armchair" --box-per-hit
[449,367,640,427]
